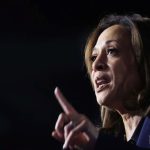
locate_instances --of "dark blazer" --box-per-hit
[95,116,150,150]
[136,116,150,148]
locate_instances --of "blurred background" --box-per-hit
[0,0,149,149]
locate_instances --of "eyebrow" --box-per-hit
[106,40,118,44]
[92,40,119,52]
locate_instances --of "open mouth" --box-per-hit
[96,82,109,92]
[95,76,110,92]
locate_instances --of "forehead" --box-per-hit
[94,25,131,50]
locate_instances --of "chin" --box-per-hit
[95,84,113,105]
[95,91,112,107]
[96,95,109,106]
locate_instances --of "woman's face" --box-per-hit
[91,25,142,110]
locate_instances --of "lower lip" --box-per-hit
[96,83,109,93]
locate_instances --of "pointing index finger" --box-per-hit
[54,87,78,117]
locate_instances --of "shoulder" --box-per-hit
[136,115,150,149]
[95,129,130,150]
[95,126,150,150]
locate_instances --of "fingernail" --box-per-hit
[54,86,58,94]
[51,131,54,137]
[63,143,67,149]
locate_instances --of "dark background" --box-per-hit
[0,0,150,149]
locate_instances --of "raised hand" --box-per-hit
[51,87,99,150]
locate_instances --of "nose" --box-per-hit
[92,53,107,71]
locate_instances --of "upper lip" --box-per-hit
[95,75,110,88]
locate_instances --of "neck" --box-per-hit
[120,111,142,141]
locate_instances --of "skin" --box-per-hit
[91,25,143,140]
[52,87,99,149]
[91,25,142,111]
[52,25,143,149]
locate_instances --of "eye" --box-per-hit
[90,55,97,62]
[106,48,118,56]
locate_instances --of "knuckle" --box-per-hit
[64,124,69,131]
[80,114,88,122]
[80,114,86,119]
[70,129,76,136]
[69,130,74,137]
[64,121,73,132]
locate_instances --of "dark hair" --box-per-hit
[84,14,150,134]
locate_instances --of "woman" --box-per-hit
[52,14,150,150]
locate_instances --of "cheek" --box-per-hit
[111,61,128,87]
[90,71,96,88]
[90,71,94,83]
[112,60,139,96]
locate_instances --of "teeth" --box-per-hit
[97,80,107,84]
[96,79,108,87]
[96,83,109,92]
[97,83,106,89]
[95,75,110,92]
[95,76,110,92]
